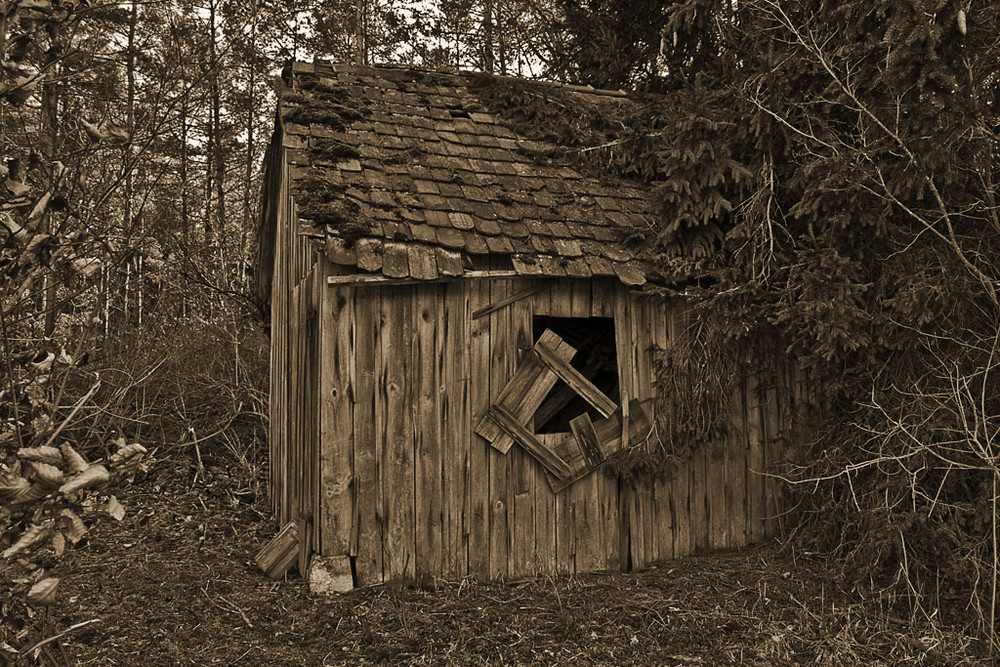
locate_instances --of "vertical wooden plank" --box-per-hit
[650,300,672,562]
[667,308,691,558]
[303,274,316,560]
[569,278,592,318]
[570,474,595,572]
[761,369,781,539]
[381,287,416,580]
[613,285,634,447]
[745,372,766,544]
[634,294,653,401]
[539,282,572,574]
[488,277,512,579]
[602,469,622,571]
[633,293,654,567]
[311,271,322,553]
[442,281,470,577]
[525,280,556,574]
[372,289,387,583]
[511,295,536,578]
[320,286,355,556]
[533,463,556,575]
[352,287,381,585]
[613,284,634,568]
[624,483,643,570]
[287,284,299,530]
[708,440,728,550]
[547,279,573,317]
[727,370,748,548]
[692,448,709,552]
[590,277,615,318]
[777,360,796,533]
[413,285,443,577]
[296,284,305,531]
[555,479,575,573]
[467,279,491,577]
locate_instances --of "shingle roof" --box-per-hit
[278,61,656,285]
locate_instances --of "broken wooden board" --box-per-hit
[488,404,574,479]
[254,520,299,580]
[546,399,654,493]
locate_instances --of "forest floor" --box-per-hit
[4,463,988,666]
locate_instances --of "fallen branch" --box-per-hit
[41,380,101,449]
[20,618,101,657]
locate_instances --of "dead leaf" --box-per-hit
[2,522,51,559]
[60,509,87,544]
[59,464,109,495]
[17,445,63,466]
[51,530,65,556]
[104,495,125,521]
[4,179,29,196]
[27,577,59,606]
[60,443,88,473]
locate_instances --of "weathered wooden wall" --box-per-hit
[314,271,797,584]
[267,142,322,551]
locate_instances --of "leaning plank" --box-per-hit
[488,405,574,480]
[472,284,542,320]
[255,521,299,580]
[533,341,617,418]
[569,413,604,468]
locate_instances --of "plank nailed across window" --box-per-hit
[547,399,654,493]
[533,340,617,418]
[487,404,574,480]
[474,329,577,453]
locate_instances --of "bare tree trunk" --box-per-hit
[125,0,138,325]
[483,0,495,73]
[496,0,508,75]
[204,0,218,251]
[180,62,190,318]
[241,10,259,290]
[355,0,368,65]
[41,30,61,337]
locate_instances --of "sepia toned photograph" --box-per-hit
[1,0,996,663]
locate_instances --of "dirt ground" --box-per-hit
[2,464,987,665]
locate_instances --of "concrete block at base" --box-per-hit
[309,555,354,594]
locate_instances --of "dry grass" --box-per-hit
[2,464,987,665]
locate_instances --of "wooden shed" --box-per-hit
[256,61,796,588]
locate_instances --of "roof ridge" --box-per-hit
[289,60,630,99]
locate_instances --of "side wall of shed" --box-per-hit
[267,142,322,557]
[318,273,797,583]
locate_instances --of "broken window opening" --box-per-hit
[532,315,619,434]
